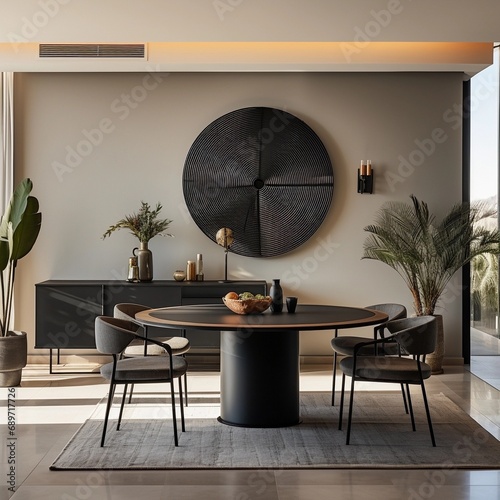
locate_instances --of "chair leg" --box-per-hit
[117,384,128,431]
[101,382,116,447]
[183,354,188,407]
[346,374,356,445]
[338,372,346,430]
[178,376,186,432]
[401,383,409,414]
[332,351,338,406]
[420,380,436,447]
[128,384,135,404]
[406,384,416,432]
[331,328,338,406]
[170,378,179,447]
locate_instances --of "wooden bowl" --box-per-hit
[222,296,272,315]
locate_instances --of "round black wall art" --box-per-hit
[182,107,334,258]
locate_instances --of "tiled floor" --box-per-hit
[2,362,500,499]
[471,327,500,389]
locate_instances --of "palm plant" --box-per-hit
[0,179,42,336]
[363,195,500,317]
[471,252,499,329]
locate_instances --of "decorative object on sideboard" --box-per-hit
[173,270,186,281]
[102,201,172,282]
[126,253,139,282]
[357,160,374,194]
[186,260,196,281]
[216,227,234,281]
[0,178,42,386]
[363,194,500,374]
[269,279,283,313]
[183,107,334,257]
[196,253,204,281]
[135,242,153,282]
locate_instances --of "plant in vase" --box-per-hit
[102,201,173,282]
[362,194,500,373]
[0,178,42,386]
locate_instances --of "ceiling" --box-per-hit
[1,1,499,75]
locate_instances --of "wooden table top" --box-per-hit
[135,304,388,332]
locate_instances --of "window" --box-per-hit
[470,46,500,382]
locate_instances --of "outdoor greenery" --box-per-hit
[102,201,173,244]
[0,179,42,336]
[363,195,500,316]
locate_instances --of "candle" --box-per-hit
[360,161,367,176]
[366,160,372,176]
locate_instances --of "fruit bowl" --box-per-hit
[222,296,272,315]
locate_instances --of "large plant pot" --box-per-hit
[0,331,27,387]
[426,314,444,375]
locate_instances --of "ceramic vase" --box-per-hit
[136,242,153,282]
[269,279,283,313]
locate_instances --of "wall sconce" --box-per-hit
[357,160,374,194]
[216,227,234,281]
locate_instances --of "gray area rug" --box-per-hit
[50,392,500,470]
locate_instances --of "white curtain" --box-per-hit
[1,72,14,213]
[1,73,14,332]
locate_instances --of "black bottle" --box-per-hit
[269,279,283,313]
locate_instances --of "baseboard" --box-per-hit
[299,355,465,366]
[28,353,465,368]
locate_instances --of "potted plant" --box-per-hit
[102,201,172,282]
[362,194,500,373]
[0,178,42,386]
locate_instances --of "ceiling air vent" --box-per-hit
[39,44,146,58]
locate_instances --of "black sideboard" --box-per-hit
[35,280,267,371]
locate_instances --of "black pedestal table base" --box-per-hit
[219,329,300,427]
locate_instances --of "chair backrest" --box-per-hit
[113,303,150,322]
[95,316,141,355]
[385,316,437,356]
[366,303,407,322]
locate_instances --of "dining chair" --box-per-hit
[330,303,407,405]
[114,303,190,406]
[95,316,187,447]
[338,315,437,446]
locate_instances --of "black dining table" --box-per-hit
[136,303,388,428]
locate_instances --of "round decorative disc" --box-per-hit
[183,107,334,257]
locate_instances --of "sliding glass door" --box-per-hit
[470,46,500,386]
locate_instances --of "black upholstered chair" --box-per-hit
[95,316,187,447]
[338,315,437,446]
[330,303,407,405]
[114,303,190,405]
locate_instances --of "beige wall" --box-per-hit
[14,71,464,361]
[2,0,500,43]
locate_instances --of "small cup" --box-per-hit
[286,296,298,313]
